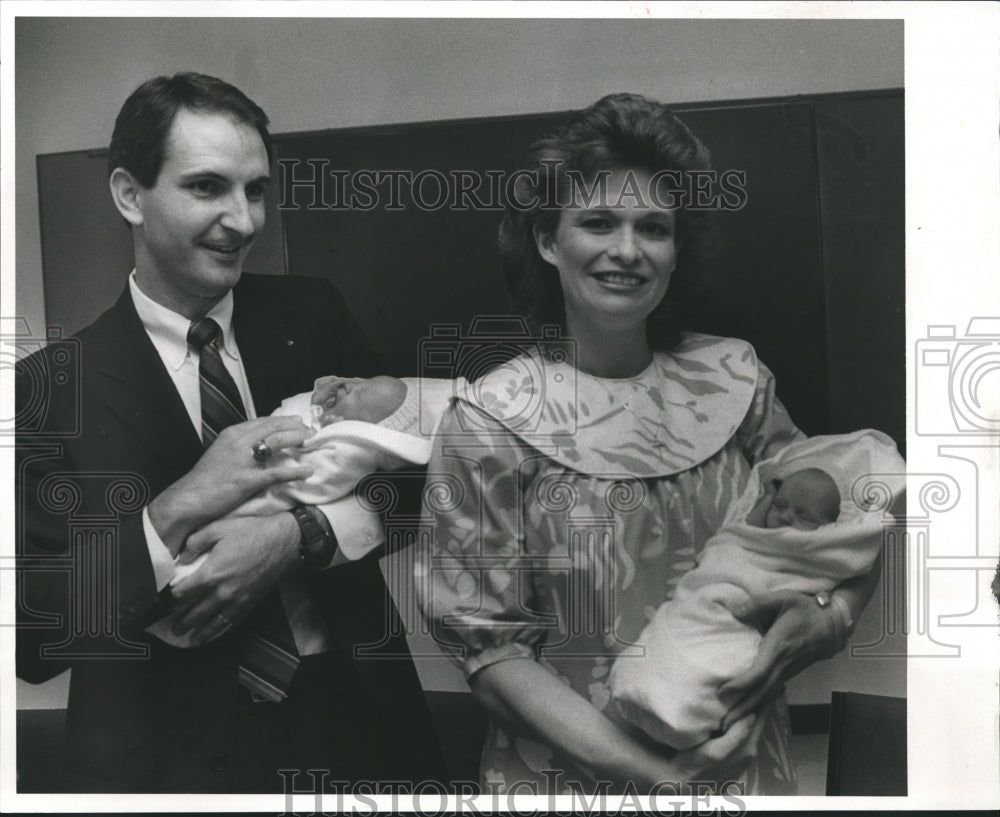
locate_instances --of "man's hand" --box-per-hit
[717,590,838,731]
[166,512,301,646]
[149,416,314,556]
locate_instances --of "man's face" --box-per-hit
[131,107,270,317]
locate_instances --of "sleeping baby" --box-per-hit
[743,467,841,532]
[608,429,905,749]
[148,374,458,646]
[231,374,456,516]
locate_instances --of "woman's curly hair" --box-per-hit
[498,93,718,352]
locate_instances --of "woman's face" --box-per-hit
[535,167,678,335]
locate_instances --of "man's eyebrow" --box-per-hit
[179,169,228,180]
[178,170,271,185]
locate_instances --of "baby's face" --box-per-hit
[312,376,405,426]
[765,471,840,531]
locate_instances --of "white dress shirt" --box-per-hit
[129,273,383,653]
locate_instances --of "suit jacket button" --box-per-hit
[127,600,142,614]
[209,752,229,772]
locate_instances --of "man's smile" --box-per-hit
[199,239,249,256]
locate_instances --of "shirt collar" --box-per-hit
[129,270,239,370]
[460,333,759,478]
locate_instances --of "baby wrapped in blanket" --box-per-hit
[608,429,906,749]
[232,374,458,516]
[148,375,458,645]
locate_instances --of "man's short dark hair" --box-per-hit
[107,72,273,188]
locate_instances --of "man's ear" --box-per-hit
[109,167,145,227]
[533,224,558,267]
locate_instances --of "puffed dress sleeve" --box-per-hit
[416,399,549,680]
[735,360,806,465]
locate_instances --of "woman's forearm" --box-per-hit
[830,550,883,646]
[835,551,881,616]
[469,657,680,789]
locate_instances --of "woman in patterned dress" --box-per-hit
[416,93,878,795]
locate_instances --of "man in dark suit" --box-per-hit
[16,72,443,792]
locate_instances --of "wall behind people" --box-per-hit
[16,16,902,334]
[15,16,904,709]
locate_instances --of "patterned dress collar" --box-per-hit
[457,332,759,477]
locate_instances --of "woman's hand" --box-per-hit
[670,713,764,787]
[471,658,764,793]
[717,590,839,731]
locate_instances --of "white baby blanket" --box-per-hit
[236,399,432,516]
[608,429,906,748]
[148,378,457,648]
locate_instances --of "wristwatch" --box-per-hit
[290,504,338,570]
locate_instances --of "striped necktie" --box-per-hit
[187,317,300,703]
[186,317,247,444]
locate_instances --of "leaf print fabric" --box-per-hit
[459,333,759,478]
[416,338,803,794]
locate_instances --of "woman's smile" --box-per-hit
[591,270,650,289]
[535,167,678,334]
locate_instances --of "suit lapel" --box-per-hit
[233,281,315,416]
[95,279,314,477]
[98,288,204,478]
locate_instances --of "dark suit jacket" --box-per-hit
[16,274,443,792]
